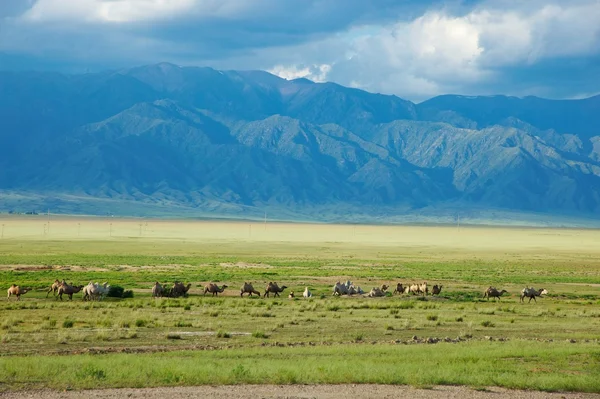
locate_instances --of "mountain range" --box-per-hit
[1,62,599,225]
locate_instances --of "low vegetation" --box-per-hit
[0,219,599,392]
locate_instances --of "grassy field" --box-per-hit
[0,216,599,392]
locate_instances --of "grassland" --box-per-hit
[0,215,599,392]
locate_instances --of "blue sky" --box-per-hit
[0,0,599,101]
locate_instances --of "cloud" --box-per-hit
[307,0,600,100]
[1,0,599,101]
[269,64,332,82]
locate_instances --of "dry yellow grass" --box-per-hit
[1,215,600,261]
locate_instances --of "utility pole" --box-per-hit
[78,223,81,237]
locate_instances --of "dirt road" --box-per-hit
[2,385,598,399]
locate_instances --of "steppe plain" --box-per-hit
[1,215,599,397]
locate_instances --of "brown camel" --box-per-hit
[171,282,192,298]
[7,285,30,301]
[520,287,548,303]
[240,282,261,297]
[393,283,405,295]
[204,283,228,296]
[483,287,508,301]
[431,285,443,295]
[57,283,84,301]
[264,282,287,298]
[46,279,66,298]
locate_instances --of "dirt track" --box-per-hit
[2,385,599,399]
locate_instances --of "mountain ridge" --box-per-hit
[0,63,599,224]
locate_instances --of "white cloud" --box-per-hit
[269,64,331,82]
[21,0,251,23]
[313,1,600,99]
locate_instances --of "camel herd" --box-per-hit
[483,286,549,303]
[6,278,549,304]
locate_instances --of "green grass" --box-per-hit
[1,342,599,392]
[1,221,600,392]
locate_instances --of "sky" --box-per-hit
[0,0,599,102]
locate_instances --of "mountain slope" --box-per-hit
[1,63,599,222]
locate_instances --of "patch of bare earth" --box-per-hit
[1,385,598,399]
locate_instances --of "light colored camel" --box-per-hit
[57,284,84,301]
[152,282,164,298]
[204,283,227,296]
[483,287,508,301]
[520,287,548,303]
[264,282,287,298]
[288,291,295,299]
[7,285,30,301]
[240,282,261,297]
[83,282,110,301]
[303,287,312,298]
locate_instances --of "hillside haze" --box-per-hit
[1,63,599,223]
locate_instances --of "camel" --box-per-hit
[7,285,30,301]
[83,282,110,301]
[431,285,443,296]
[332,280,352,296]
[520,287,548,303]
[393,283,406,295]
[483,287,508,301]
[46,279,66,298]
[57,283,84,301]
[367,287,386,297]
[204,283,227,297]
[264,282,287,298]
[348,285,364,295]
[152,282,164,298]
[172,282,192,298]
[408,282,428,296]
[240,282,261,297]
[303,287,312,298]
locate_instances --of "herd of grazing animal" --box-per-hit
[7,278,549,304]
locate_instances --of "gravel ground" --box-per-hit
[1,385,599,399]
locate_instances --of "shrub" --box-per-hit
[62,320,74,328]
[107,286,134,298]
[252,331,269,339]
[216,330,231,338]
[107,286,125,298]
[426,314,438,321]
[166,333,181,340]
[135,319,147,327]
[481,320,495,328]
